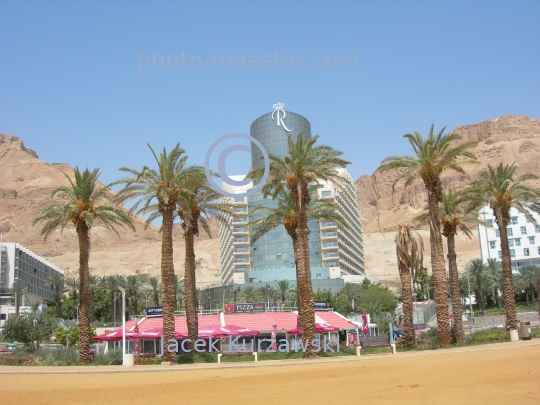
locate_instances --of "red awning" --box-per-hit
[287,323,339,336]
[197,324,259,339]
[91,329,137,341]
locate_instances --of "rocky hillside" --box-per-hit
[0,134,221,287]
[356,115,540,233]
[1,115,539,287]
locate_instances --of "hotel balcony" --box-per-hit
[232,227,248,235]
[233,238,249,244]
[320,221,337,230]
[321,231,338,240]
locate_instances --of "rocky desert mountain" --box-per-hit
[357,115,540,287]
[1,115,539,288]
[0,134,221,287]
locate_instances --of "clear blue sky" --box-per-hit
[1,0,539,187]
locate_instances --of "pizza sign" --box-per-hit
[223,303,266,314]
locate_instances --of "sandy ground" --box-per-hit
[1,343,539,405]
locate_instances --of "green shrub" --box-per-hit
[0,354,38,366]
[176,352,218,364]
[92,348,122,365]
[34,347,78,366]
[466,328,509,345]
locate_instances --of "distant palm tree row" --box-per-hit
[382,125,540,347]
[464,259,540,315]
[57,274,185,321]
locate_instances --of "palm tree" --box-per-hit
[466,259,488,316]
[100,275,121,323]
[276,280,293,307]
[64,277,79,320]
[519,266,540,314]
[89,275,101,322]
[123,274,148,318]
[237,286,262,303]
[339,283,362,313]
[464,163,540,331]
[379,125,477,347]
[147,276,161,307]
[177,176,229,351]
[46,272,64,318]
[395,225,424,347]
[415,190,483,343]
[8,281,27,315]
[32,167,134,364]
[247,135,350,357]
[174,276,184,311]
[115,144,200,362]
[485,258,503,308]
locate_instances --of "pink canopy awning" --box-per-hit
[197,324,259,339]
[287,323,339,336]
[132,327,188,340]
[91,330,137,341]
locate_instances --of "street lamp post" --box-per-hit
[118,287,126,366]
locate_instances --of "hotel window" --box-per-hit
[523,248,530,257]
[510,217,518,225]
[321,191,332,197]
[487,219,494,226]
[526,217,531,223]
[510,249,516,258]
[498,251,502,259]
[234,207,246,213]
[520,226,527,235]
[529,236,536,245]
[538,247,540,255]
[316,273,322,279]
[536,226,540,233]
[508,239,514,247]
[276,253,281,259]
[234,197,244,202]
[507,228,513,237]
[515,238,522,246]
[495,230,500,237]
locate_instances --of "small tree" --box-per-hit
[3,313,58,352]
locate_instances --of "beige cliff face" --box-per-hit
[1,115,539,288]
[355,115,540,286]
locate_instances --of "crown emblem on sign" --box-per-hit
[273,102,284,110]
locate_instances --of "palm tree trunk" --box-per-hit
[399,264,416,347]
[110,291,115,323]
[427,190,452,347]
[295,184,316,357]
[77,226,91,364]
[153,291,159,307]
[536,281,540,316]
[476,277,486,315]
[446,233,464,343]
[15,291,20,316]
[161,208,177,362]
[184,227,198,352]
[56,286,62,318]
[496,218,517,331]
[73,289,77,320]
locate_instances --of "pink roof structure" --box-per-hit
[106,311,354,337]
[315,311,358,330]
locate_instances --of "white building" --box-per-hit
[0,242,64,326]
[477,206,540,270]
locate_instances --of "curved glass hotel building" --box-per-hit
[219,105,366,288]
